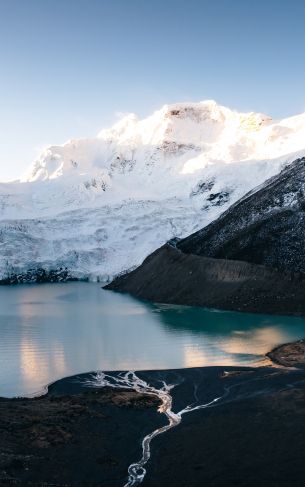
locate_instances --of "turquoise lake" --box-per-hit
[1,282,305,397]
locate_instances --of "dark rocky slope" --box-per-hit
[106,244,305,315]
[178,156,305,273]
[106,157,305,314]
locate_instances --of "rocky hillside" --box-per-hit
[106,157,305,314]
[105,244,305,315]
[177,157,305,273]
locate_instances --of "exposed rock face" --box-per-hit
[178,157,305,274]
[106,157,305,315]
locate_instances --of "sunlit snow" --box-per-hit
[1,100,305,282]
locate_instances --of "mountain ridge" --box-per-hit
[105,156,305,315]
[177,156,305,273]
[1,100,305,283]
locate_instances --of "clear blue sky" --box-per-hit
[1,0,305,180]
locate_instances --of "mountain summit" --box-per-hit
[1,101,305,283]
[25,100,301,184]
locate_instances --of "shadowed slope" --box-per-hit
[105,245,305,315]
[106,157,305,315]
[178,157,305,274]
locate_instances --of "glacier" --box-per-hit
[1,100,305,283]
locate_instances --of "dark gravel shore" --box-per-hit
[2,356,305,486]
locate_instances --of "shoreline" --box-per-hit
[2,341,305,486]
[105,244,305,317]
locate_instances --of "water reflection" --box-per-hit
[1,283,305,397]
[153,303,305,362]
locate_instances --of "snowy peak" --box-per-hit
[99,100,271,148]
[24,100,276,183]
[2,101,305,284]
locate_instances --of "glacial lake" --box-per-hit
[2,282,305,397]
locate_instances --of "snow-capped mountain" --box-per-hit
[106,157,305,315]
[1,100,305,283]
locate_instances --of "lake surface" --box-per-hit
[2,282,305,397]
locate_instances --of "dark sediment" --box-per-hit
[3,362,305,486]
[0,373,162,486]
[105,244,305,315]
[145,383,305,487]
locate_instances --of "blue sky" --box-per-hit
[1,0,305,180]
